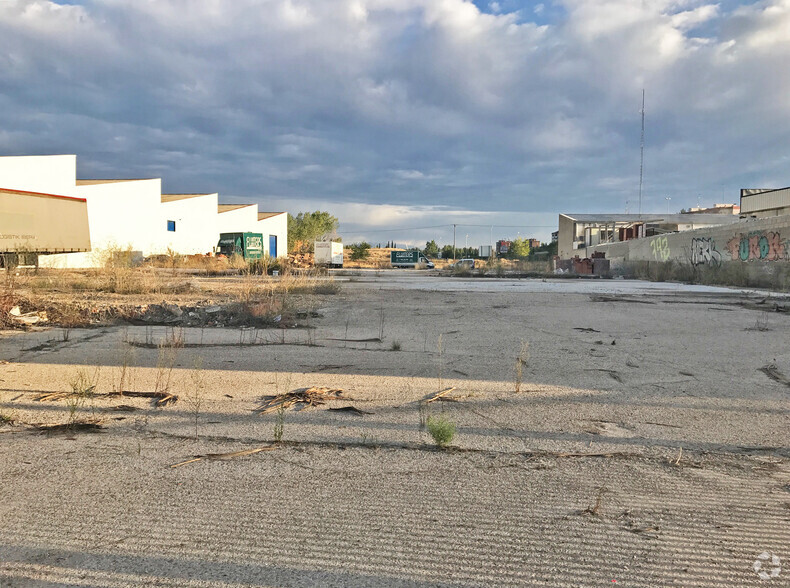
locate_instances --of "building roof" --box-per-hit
[257,211,285,220]
[0,187,86,202]
[218,204,255,213]
[741,187,789,198]
[561,213,742,225]
[161,193,213,203]
[76,179,154,185]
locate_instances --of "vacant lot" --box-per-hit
[1,274,788,587]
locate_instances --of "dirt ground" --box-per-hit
[1,273,788,587]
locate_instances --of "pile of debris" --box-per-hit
[288,252,314,269]
[130,301,280,328]
[256,387,346,413]
[6,305,48,327]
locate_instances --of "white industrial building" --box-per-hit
[0,154,287,267]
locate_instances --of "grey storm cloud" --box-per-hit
[0,0,788,242]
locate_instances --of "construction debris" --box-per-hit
[759,363,790,388]
[170,446,277,468]
[8,305,48,326]
[422,387,456,403]
[256,387,346,414]
[36,390,178,407]
[35,391,72,402]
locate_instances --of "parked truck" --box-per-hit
[216,232,264,261]
[0,188,91,268]
[314,241,343,268]
[390,250,435,269]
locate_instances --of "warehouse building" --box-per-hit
[557,213,741,259]
[740,187,790,218]
[0,155,287,267]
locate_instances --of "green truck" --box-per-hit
[217,232,264,261]
[390,250,435,269]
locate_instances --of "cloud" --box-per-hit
[0,0,787,244]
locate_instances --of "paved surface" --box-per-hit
[1,276,788,587]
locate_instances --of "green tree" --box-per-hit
[287,211,339,253]
[424,240,439,257]
[532,241,558,257]
[510,237,531,259]
[349,242,371,260]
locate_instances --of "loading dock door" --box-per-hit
[269,235,277,257]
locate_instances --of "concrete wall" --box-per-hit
[557,215,577,259]
[587,214,790,267]
[256,213,288,258]
[0,155,77,195]
[161,194,219,255]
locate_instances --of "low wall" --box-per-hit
[587,214,790,267]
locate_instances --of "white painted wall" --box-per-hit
[257,213,288,257]
[217,205,259,234]
[161,194,219,255]
[0,155,77,195]
[43,179,163,268]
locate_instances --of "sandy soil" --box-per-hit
[1,274,788,587]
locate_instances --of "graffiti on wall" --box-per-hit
[690,237,722,267]
[726,231,787,262]
[650,236,671,261]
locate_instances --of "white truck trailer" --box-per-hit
[314,241,343,268]
[0,188,91,268]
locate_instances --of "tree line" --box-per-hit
[287,210,557,259]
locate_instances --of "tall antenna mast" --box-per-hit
[638,89,645,216]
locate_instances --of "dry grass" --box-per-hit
[1,263,340,330]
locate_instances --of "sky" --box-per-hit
[0,0,788,246]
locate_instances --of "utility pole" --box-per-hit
[638,89,645,216]
[453,224,457,262]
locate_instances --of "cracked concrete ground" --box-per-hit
[1,275,788,587]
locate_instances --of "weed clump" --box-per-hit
[426,414,456,448]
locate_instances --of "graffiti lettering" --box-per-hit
[690,238,722,267]
[726,231,786,261]
[650,236,671,261]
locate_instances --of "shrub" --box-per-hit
[426,414,456,447]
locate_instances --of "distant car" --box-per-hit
[450,258,475,270]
